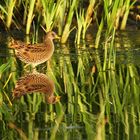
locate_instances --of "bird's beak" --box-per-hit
[55,35,61,40]
[55,96,61,102]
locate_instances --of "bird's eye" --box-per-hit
[53,98,56,103]
[52,33,56,37]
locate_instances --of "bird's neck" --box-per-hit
[45,94,55,103]
[44,38,54,52]
[44,38,53,45]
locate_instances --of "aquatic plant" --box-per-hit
[0,0,137,44]
[56,0,66,35]
[75,9,83,44]
[0,0,16,28]
[0,37,140,139]
[82,0,95,39]
[120,0,136,30]
[41,0,62,32]
[26,0,36,34]
[75,6,94,44]
[61,0,78,43]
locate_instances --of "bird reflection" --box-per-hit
[13,73,60,104]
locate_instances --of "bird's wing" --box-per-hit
[13,74,47,98]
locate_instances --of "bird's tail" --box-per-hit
[8,37,20,49]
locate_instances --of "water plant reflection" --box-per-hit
[0,30,140,139]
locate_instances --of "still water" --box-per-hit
[0,30,140,140]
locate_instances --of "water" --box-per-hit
[0,30,140,140]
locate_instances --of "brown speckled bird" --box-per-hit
[13,73,60,104]
[9,31,59,66]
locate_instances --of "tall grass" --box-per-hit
[0,0,136,45]
[61,0,78,43]
[41,0,62,32]
[26,0,36,34]
[75,0,95,44]
[0,0,16,28]
[120,0,136,30]
[6,0,16,28]
[56,0,66,35]
[95,0,136,48]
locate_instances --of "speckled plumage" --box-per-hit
[13,73,60,104]
[9,31,59,66]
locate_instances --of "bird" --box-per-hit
[12,73,60,104]
[9,31,60,67]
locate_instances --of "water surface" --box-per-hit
[0,30,140,140]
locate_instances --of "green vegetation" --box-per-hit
[0,0,140,140]
[0,0,137,44]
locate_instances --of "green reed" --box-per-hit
[75,0,95,44]
[48,44,97,139]
[0,0,16,28]
[41,0,62,32]
[120,0,136,30]
[94,0,135,48]
[95,18,104,48]
[104,0,135,32]
[57,0,66,35]
[75,9,83,44]
[1,40,140,139]
[82,0,95,40]
[22,0,29,25]
[0,0,136,45]
[61,0,78,43]
[26,0,36,34]
[6,0,16,28]
[0,3,7,24]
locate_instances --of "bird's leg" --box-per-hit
[23,64,31,73]
[31,64,38,73]
[23,63,30,69]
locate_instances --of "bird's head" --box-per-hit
[46,95,61,104]
[45,31,60,41]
